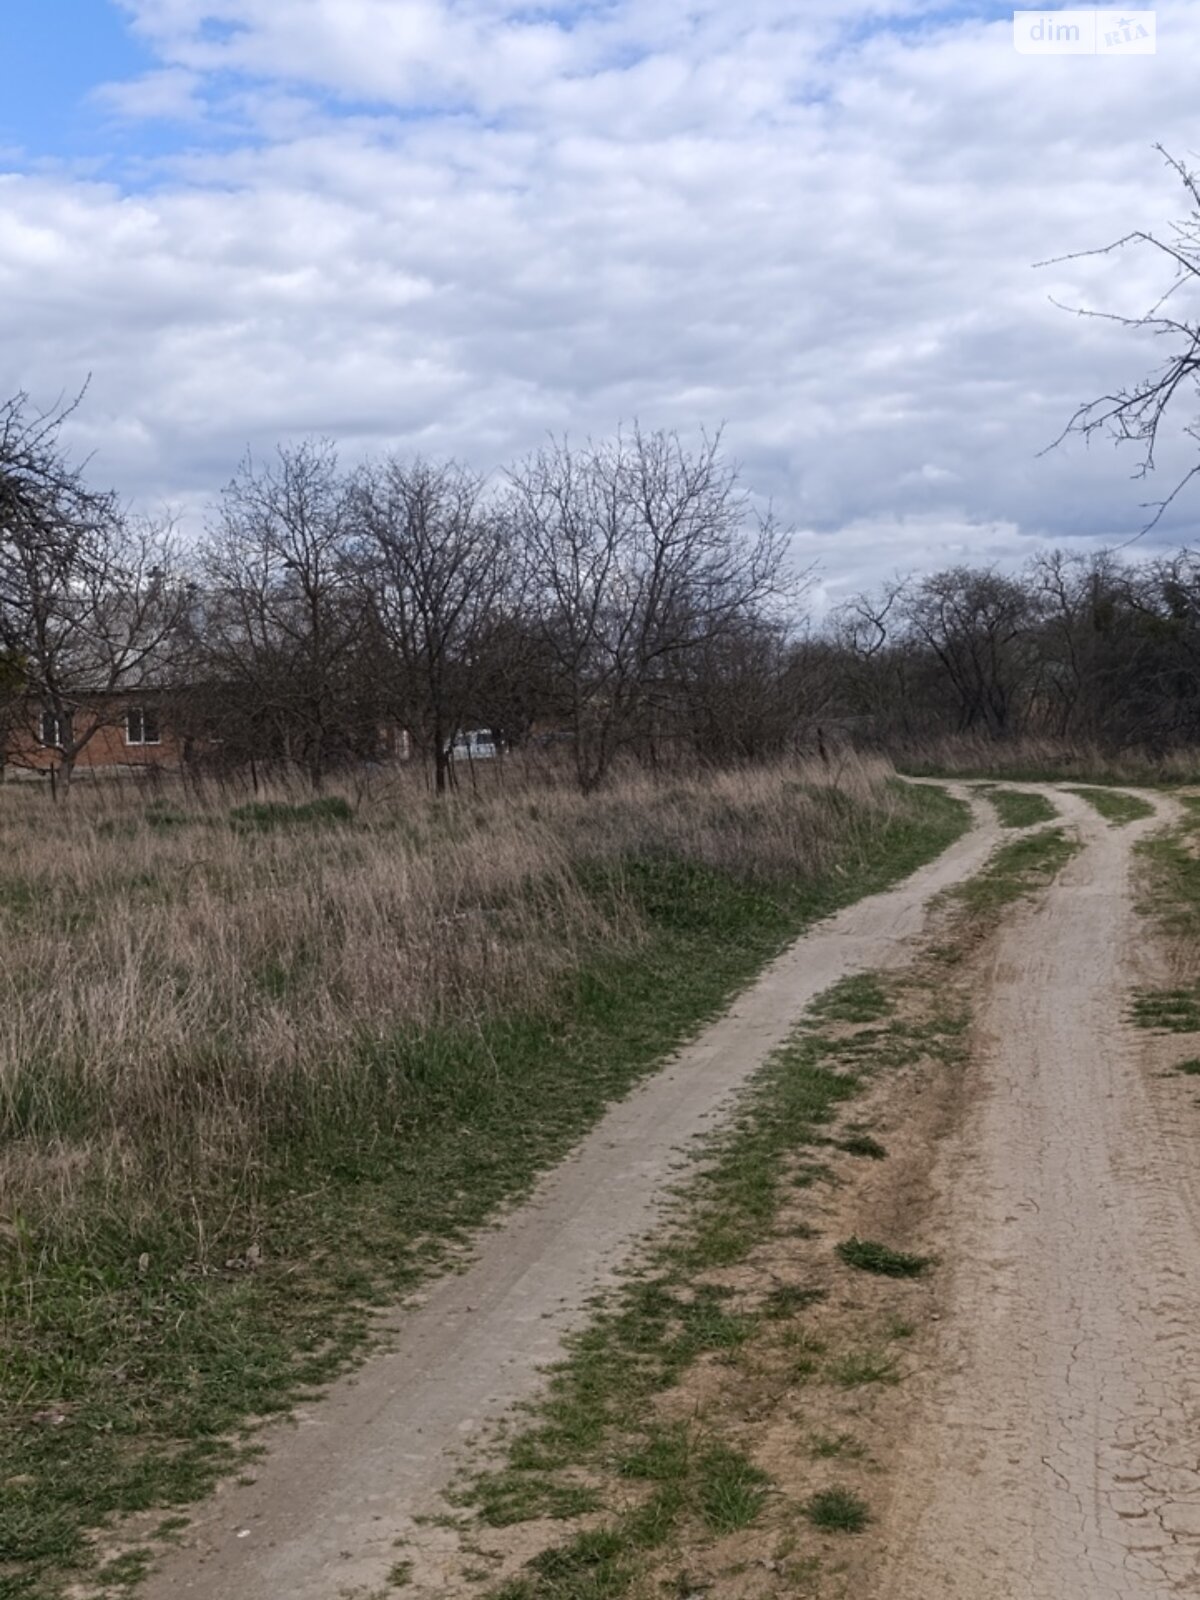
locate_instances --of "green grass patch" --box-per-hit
[228,795,355,830]
[1129,988,1200,1033]
[953,827,1080,914]
[827,1348,900,1388]
[618,1424,693,1485]
[1175,1058,1200,1076]
[806,973,893,1025]
[1136,795,1200,947]
[801,1487,870,1534]
[1064,787,1155,826]
[835,1237,931,1278]
[695,1445,770,1534]
[470,1471,602,1530]
[983,788,1059,828]
[525,1526,630,1594]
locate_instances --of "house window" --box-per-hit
[40,710,70,748]
[125,707,162,746]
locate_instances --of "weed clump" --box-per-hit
[836,1236,931,1277]
[696,1445,769,1533]
[802,1486,870,1533]
[838,1134,887,1160]
[763,1284,826,1319]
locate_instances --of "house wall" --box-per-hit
[3,703,417,777]
[3,706,184,774]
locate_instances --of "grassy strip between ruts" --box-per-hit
[436,823,1083,1600]
[947,825,1077,916]
[1136,794,1200,944]
[1064,787,1156,826]
[976,787,1059,829]
[0,782,969,1600]
[1130,795,1200,1041]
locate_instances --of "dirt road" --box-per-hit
[133,785,1200,1600]
[877,787,1200,1598]
[137,793,1000,1600]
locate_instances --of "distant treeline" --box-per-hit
[823,552,1200,753]
[2,390,1198,791]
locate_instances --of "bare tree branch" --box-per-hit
[1039,145,1200,537]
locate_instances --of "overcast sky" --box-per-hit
[2,1,1198,607]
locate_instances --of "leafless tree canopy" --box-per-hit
[355,456,515,793]
[198,440,373,789]
[0,392,185,786]
[505,427,803,788]
[1045,146,1200,531]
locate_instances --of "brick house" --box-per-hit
[2,690,418,781]
[1,688,186,779]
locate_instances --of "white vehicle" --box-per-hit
[449,729,498,761]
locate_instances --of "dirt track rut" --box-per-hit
[877,787,1200,1598]
[138,794,1000,1600]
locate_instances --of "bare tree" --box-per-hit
[0,392,185,790]
[1043,146,1200,531]
[505,426,798,790]
[901,568,1036,737]
[829,579,930,737]
[354,457,515,794]
[676,617,826,765]
[200,441,364,789]
[1129,550,1200,744]
[1026,550,1144,740]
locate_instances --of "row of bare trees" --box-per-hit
[195,430,802,791]
[1,403,805,790]
[6,393,1200,791]
[6,389,1200,789]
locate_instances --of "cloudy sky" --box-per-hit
[2,1,1198,605]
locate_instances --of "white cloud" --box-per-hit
[91,67,207,123]
[2,0,1198,590]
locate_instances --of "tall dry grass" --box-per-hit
[896,732,1200,786]
[0,756,908,1251]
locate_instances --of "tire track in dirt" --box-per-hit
[132,794,999,1600]
[876,787,1200,1598]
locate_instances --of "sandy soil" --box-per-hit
[875,787,1200,1598]
[134,792,1000,1600]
